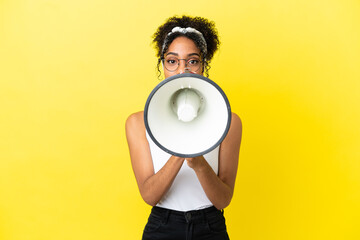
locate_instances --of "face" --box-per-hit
[163,36,203,78]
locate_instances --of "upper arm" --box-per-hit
[125,112,155,191]
[218,113,242,192]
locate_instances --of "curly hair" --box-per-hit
[152,15,220,77]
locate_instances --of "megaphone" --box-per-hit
[144,73,231,158]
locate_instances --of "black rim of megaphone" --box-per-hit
[144,73,232,158]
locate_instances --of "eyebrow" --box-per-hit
[165,52,201,57]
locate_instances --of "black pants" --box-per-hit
[142,206,230,240]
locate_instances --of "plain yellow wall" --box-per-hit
[1,0,359,239]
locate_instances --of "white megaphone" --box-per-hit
[144,73,231,158]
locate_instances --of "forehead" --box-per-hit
[166,36,201,55]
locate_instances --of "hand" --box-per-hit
[185,155,207,171]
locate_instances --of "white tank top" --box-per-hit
[146,131,219,211]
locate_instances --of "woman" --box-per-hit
[126,15,242,240]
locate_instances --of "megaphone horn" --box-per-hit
[144,73,231,158]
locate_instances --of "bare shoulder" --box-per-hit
[231,112,242,124]
[221,112,242,148]
[126,111,144,130]
[230,112,242,134]
[125,111,146,140]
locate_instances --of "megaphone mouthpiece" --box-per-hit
[173,88,201,122]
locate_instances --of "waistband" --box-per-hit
[151,206,222,223]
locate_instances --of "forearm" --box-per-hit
[193,160,233,209]
[139,156,185,206]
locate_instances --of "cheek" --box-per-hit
[164,68,176,79]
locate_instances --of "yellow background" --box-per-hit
[1,0,359,239]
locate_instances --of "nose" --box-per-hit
[178,60,190,74]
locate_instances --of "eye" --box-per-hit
[166,58,178,65]
[187,59,200,65]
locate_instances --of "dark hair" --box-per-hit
[152,15,220,77]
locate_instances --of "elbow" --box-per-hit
[143,197,158,207]
[138,179,161,207]
[140,190,159,207]
[214,200,231,210]
[213,193,233,210]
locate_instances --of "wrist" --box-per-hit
[195,162,209,172]
[190,156,209,172]
[171,155,186,162]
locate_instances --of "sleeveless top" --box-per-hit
[146,131,219,211]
